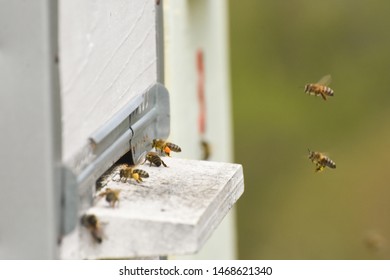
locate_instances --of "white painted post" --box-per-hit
[163,0,237,259]
[0,0,62,259]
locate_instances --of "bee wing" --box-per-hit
[316,74,332,86]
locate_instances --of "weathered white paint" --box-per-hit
[59,0,158,163]
[61,158,243,259]
[164,0,237,259]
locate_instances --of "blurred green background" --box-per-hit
[229,0,390,259]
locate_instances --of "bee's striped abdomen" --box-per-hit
[320,157,336,169]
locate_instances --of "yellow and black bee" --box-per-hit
[143,151,168,167]
[80,214,103,244]
[200,140,211,160]
[98,188,121,208]
[308,149,336,172]
[119,165,149,183]
[152,139,182,156]
[304,74,334,101]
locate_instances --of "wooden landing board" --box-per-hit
[63,158,243,259]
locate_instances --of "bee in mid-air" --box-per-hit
[97,188,121,208]
[304,74,334,101]
[152,139,182,157]
[80,214,104,244]
[308,149,336,172]
[143,151,168,167]
[119,165,149,183]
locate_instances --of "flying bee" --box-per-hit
[143,151,168,167]
[152,139,182,157]
[80,214,103,244]
[98,188,121,208]
[308,149,336,172]
[119,165,149,183]
[304,74,334,101]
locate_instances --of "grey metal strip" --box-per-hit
[89,94,143,145]
[73,83,170,212]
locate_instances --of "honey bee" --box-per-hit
[143,151,168,167]
[152,139,182,156]
[98,188,121,208]
[119,165,149,183]
[304,74,334,101]
[308,149,336,172]
[80,214,103,244]
[200,140,211,160]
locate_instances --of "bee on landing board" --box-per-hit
[304,74,334,101]
[97,188,121,208]
[308,149,336,172]
[152,139,182,157]
[119,164,149,183]
[80,214,104,244]
[143,151,168,167]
